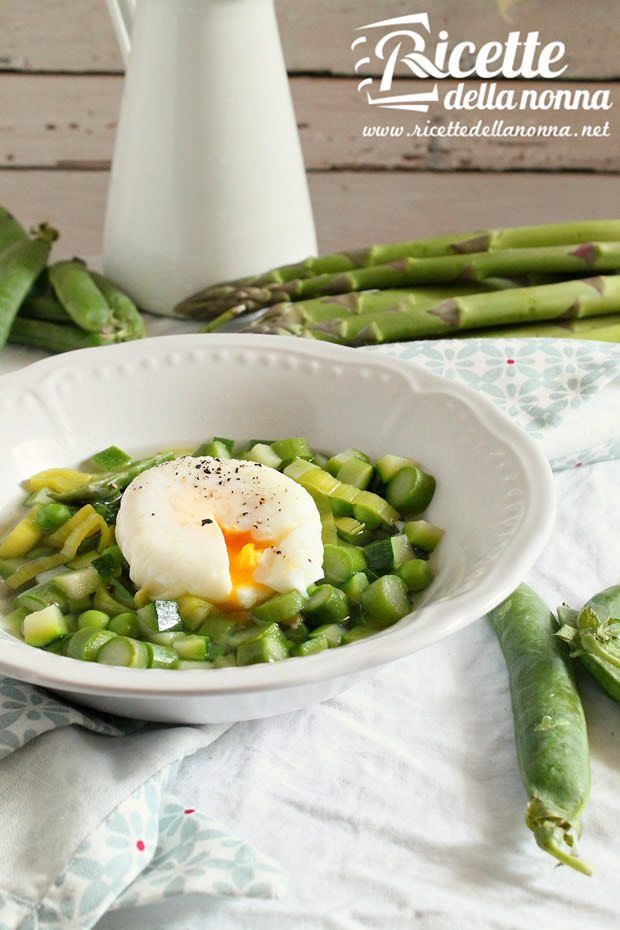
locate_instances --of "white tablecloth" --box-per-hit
[2,324,619,930]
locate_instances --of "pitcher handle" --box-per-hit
[106,0,136,64]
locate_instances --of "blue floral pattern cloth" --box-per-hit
[371,339,620,470]
[0,679,286,930]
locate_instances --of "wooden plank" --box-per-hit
[1,74,616,173]
[0,0,618,79]
[2,170,617,260]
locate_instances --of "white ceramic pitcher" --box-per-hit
[103,0,317,315]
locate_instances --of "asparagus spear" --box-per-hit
[243,277,562,335]
[249,275,620,346]
[202,286,489,334]
[51,453,175,504]
[180,241,620,320]
[178,219,620,314]
[460,314,620,341]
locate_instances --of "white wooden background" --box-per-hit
[0,1,618,258]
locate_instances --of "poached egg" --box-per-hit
[115,456,324,609]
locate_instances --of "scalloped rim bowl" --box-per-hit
[0,334,555,722]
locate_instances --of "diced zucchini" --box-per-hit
[14,581,67,614]
[97,636,149,668]
[376,454,416,484]
[342,571,370,605]
[241,443,282,470]
[91,445,132,472]
[328,483,359,517]
[93,499,121,525]
[322,544,366,585]
[22,604,68,647]
[172,633,209,661]
[271,437,313,465]
[364,535,414,574]
[137,600,183,634]
[177,594,217,632]
[193,439,233,459]
[92,545,123,580]
[213,654,237,668]
[146,642,179,669]
[147,630,180,646]
[352,490,398,529]
[108,611,141,637]
[284,621,311,644]
[52,565,100,601]
[342,625,375,645]
[292,634,329,657]
[66,627,116,661]
[325,448,370,477]
[198,615,244,644]
[69,598,93,616]
[177,594,218,630]
[403,520,444,553]
[45,634,73,655]
[252,591,307,624]
[303,584,349,625]
[236,623,289,665]
[336,457,374,490]
[385,467,436,515]
[397,559,434,592]
[296,467,341,498]
[93,584,135,617]
[361,575,410,626]
[309,623,345,647]
[335,516,372,546]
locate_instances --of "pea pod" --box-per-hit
[0,224,57,348]
[557,603,620,703]
[0,205,27,254]
[21,292,71,323]
[90,271,146,341]
[49,259,113,333]
[9,318,111,354]
[489,584,591,875]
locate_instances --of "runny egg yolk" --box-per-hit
[219,526,272,606]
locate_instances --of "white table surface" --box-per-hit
[2,323,620,930]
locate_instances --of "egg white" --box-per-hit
[115,456,324,608]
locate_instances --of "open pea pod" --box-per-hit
[557,604,620,703]
[569,586,620,669]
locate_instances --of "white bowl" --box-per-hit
[0,335,554,723]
